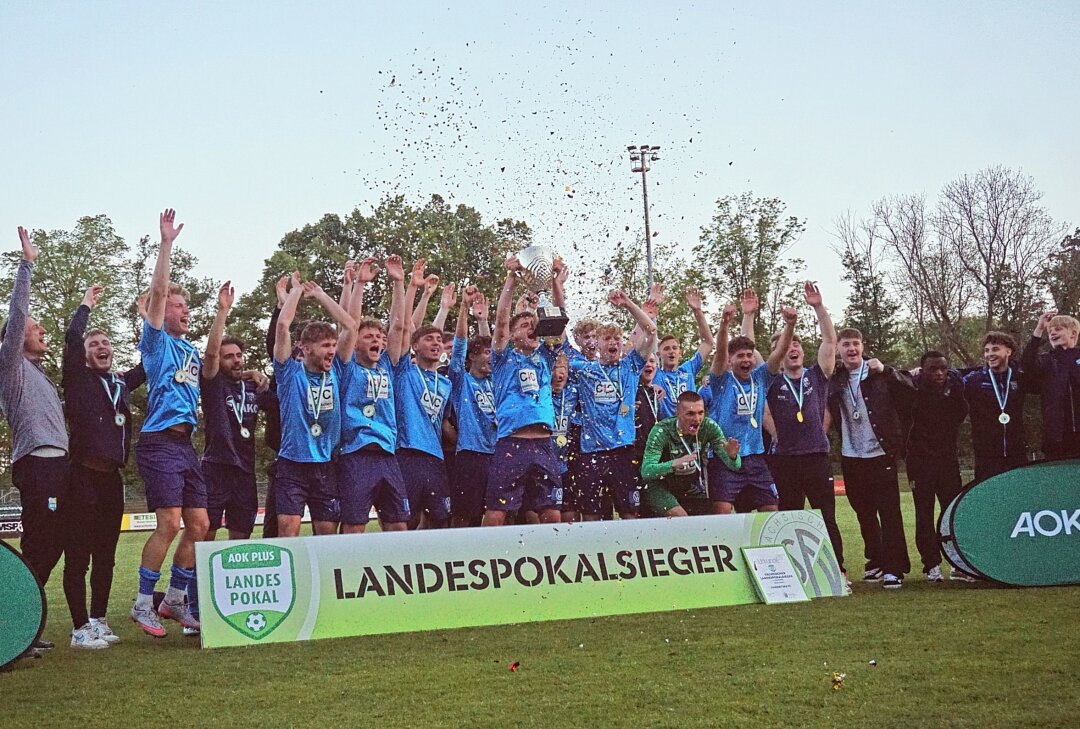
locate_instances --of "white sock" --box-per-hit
[164,586,186,605]
[135,593,154,610]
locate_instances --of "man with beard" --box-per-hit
[272,272,357,539]
[61,285,146,648]
[652,288,713,419]
[567,291,658,520]
[963,332,1029,482]
[641,391,741,517]
[707,302,796,515]
[394,260,454,529]
[337,257,410,534]
[448,286,497,527]
[826,328,915,589]
[481,256,569,526]
[1021,312,1080,460]
[905,351,968,583]
[764,282,845,579]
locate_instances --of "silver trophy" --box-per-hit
[516,245,569,337]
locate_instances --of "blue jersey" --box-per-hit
[653,352,704,419]
[392,357,451,458]
[449,337,497,454]
[708,363,775,457]
[569,350,646,453]
[273,357,343,463]
[340,352,396,455]
[139,320,201,433]
[491,342,558,439]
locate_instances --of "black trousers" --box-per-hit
[262,458,278,538]
[768,453,845,572]
[12,454,69,586]
[908,459,962,572]
[973,454,1027,484]
[62,464,125,628]
[840,455,910,577]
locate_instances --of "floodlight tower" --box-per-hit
[628,144,661,291]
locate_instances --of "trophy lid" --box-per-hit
[516,245,557,292]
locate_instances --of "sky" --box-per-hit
[1,1,1077,314]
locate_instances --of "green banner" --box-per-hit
[196,511,845,649]
[0,541,45,669]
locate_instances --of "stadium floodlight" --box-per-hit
[627,141,662,290]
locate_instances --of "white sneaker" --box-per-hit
[927,566,943,583]
[71,623,110,650]
[882,573,903,589]
[90,618,121,644]
[183,626,201,637]
[950,569,977,583]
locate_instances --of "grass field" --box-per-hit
[3,495,1079,729]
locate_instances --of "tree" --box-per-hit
[937,166,1062,332]
[693,192,807,342]
[229,195,530,370]
[833,213,901,362]
[873,194,977,364]
[0,216,133,377]
[1041,227,1080,316]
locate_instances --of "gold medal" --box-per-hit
[619,404,630,416]
[796,411,804,423]
[363,404,376,418]
[556,435,568,447]
[998,412,1010,425]
[239,426,251,439]
[114,413,126,427]
[173,370,187,384]
[310,423,323,437]
[750,417,759,428]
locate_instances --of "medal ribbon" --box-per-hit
[599,362,623,403]
[782,372,805,417]
[847,361,867,412]
[231,381,247,428]
[731,374,757,420]
[417,365,443,427]
[988,366,1011,418]
[101,374,121,417]
[307,372,328,427]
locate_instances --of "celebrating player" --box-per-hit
[1021,312,1080,460]
[652,287,713,418]
[962,332,1028,481]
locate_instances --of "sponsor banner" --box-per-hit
[196,510,845,649]
[1,507,320,535]
[940,458,1080,586]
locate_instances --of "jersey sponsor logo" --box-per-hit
[421,389,446,421]
[308,382,335,414]
[735,391,754,415]
[593,381,619,405]
[475,388,496,414]
[225,394,259,415]
[365,372,390,401]
[518,368,539,394]
[554,414,568,435]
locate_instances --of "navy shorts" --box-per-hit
[398,448,451,520]
[136,431,207,512]
[573,446,641,516]
[707,453,778,509]
[485,436,563,514]
[274,458,340,522]
[337,447,410,525]
[203,461,258,535]
[451,449,493,522]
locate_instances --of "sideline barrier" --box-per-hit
[0,541,45,669]
[939,458,1080,586]
[195,510,845,649]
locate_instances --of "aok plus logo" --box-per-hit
[1010,509,1080,538]
[209,544,296,640]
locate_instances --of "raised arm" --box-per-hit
[265,275,287,361]
[274,273,303,364]
[147,209,183,330]
[67,285,101,350]
[806,282,837,377]
[1,228,37,379]
[766,306,797,375]
[471,291,491,338]
[710,304,737,376]
[410,269,439,331]
[385,256,408,364]
[301,281,356,359]
[456,286,475,340]
[551,258,569,310]
[433,283,456,331]
[493,257,522,352]
[740,288,766,366]
[609,290,657,359]
[348,257,379,326]
[202,280,234,380]
[686,287,713,362]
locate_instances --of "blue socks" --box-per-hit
[187,572,200,618]
[165,565,195,605]
[138,566,160,596]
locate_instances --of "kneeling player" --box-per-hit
[641,392,741,516]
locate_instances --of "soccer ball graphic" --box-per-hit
[246,612,267,632]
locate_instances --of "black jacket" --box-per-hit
[62,305,146,469]
[827,360,915,460]
[962,364,1028,459]
[1020,336,1080,448]
[904,370,969,470]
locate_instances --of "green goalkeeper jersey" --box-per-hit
[640,416,741,498]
